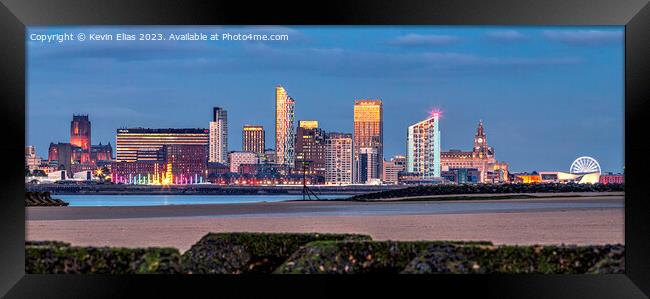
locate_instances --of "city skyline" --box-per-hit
[27,26,624,172]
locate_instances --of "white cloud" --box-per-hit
[485,30,528,42]
[542,30,623,46]
[389,34,460,46]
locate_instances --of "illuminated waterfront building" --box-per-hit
[115,128,209,162]
[112,144,207,185]
[325,132,353,185]
[229,151,259,173]
[275,85,295,167]
[70,115,91,163]
[209,107,228,163]
[165,144,208,184]
[294,120,326,177]
[440,120,508,183]
[513,173,542,184]
[242,125,265,154]
[112,128,208,184]
[600,173,624,184]
[111,160,162,184]
[406,113,441,179]
[353,99,383,183]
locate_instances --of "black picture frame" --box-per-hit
[1,0,648,297]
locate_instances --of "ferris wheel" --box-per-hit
[570,156,601,175]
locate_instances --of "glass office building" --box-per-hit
[353,99,383,183]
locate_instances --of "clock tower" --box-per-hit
[472,120,493,159]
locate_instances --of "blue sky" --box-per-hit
[26,26,624,173]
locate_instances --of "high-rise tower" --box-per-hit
[209,107,228,163]
[406,112,441,178]
[325,132,353,184]
[275,85,295,167]
[353,99,383,183]
[294,120,326,176]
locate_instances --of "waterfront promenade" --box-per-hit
[26,193,624,253]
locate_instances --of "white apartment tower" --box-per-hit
[209,107,228,163]
[406,112,441,178]
[325,132,353,185]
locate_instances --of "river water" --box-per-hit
[57,194,346,207]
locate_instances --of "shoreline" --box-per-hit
[26,195,624,252]
[26,194,623,221]
[27,209,624,253]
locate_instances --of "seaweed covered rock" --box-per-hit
[348,183,624,201]
[401,244,625,274]
[274,240,492,274]
[586,245,625,274]
[25,240,71,247]
[25,242,182,274]
[182,232,372,274]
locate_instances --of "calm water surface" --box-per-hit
[57,194,346,207]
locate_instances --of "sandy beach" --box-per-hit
[26,195,624,253]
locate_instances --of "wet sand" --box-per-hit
[26,196,624,253]
[26,195,623,220]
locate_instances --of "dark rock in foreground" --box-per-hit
[26,232,624,274]
[181,232,372,274]
[25,191,69,207]
[26,242,182,274]
[274,240,493,274]
[348,183,624,201]
[276,241,624,274]
[401,244,625,274]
